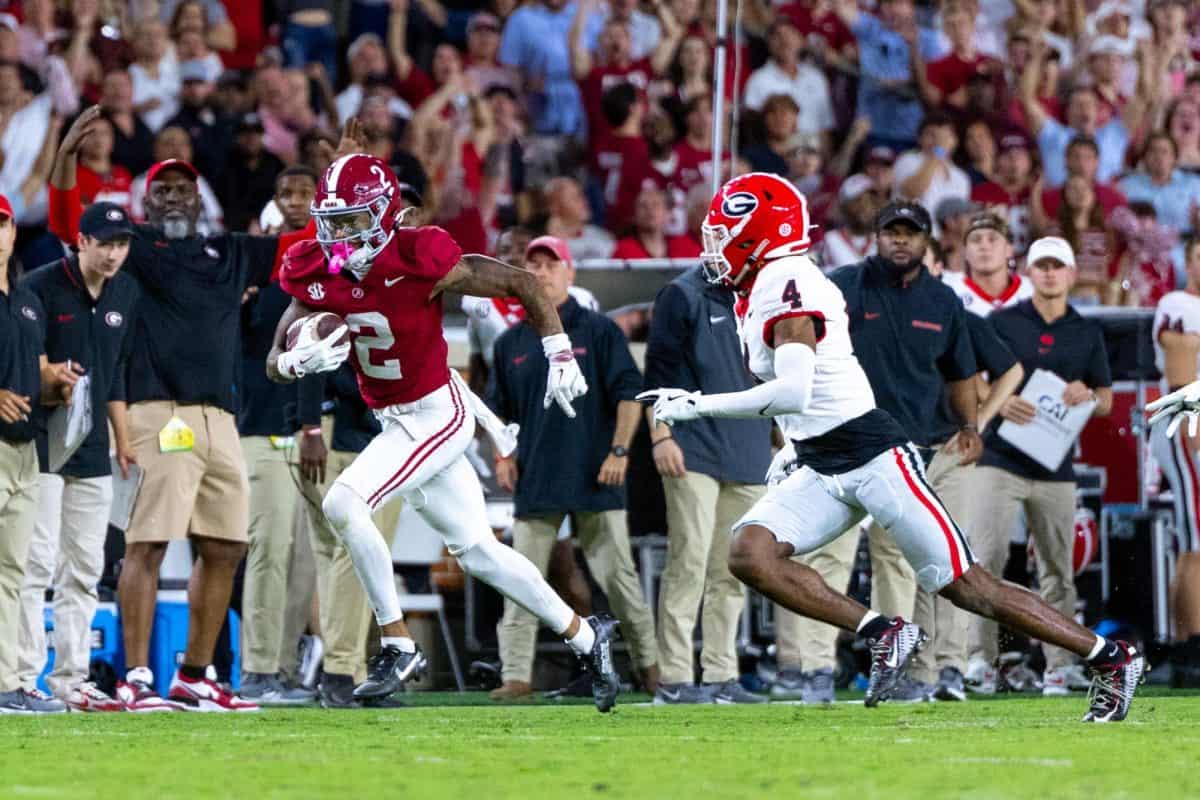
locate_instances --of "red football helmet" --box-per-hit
[1026,507,1099,576]
[312,154,410,278]
[701,172,812,289]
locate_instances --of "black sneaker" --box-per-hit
[319,673,362,709]
[864,618,926,708]
[933,666,967,702]
[578,614,620,713]
[1083,641,1145,723]
[352,645,428,700]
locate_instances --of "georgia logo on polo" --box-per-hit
[21,306,37,320]
[721,191,758,217]
[105,311,124,327]
[308,282,325,301]
[204,245,220,259]
[106,209,124,222]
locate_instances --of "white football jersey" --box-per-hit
[463,286,601,368]
[941,270,1033,317]
[738,255,876,442]
[1153,290,1200,378]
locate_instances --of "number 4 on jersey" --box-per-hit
[781,279,803,309]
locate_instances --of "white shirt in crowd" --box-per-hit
[743,61,835,135]
[941,269,1034,317]
[130,58,181,133]
[892,151,971,236]
[820,230,876,272]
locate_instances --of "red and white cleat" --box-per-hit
[115,679,175,713]
[167,672,260,712]
[67,682,125,712]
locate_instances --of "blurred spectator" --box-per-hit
[356,95,428,198]
[154,0,236,52]
[464,12,520,98]
[256,66,327,164]
[338,33,402,124]
[834,0,944,151]
[1107,202,1176,307]
[1119,131,1200,279]
[916,1,1005,117]
[821,173,880,271]
[170,2,227,79]
[667,95,712,218]
[961,120,996,186]
[75,114,132,211]
[1011,0,1078,69]
[1043,174,1114,303]
[584,0,663,60]
[1003,28,1063,132]
[863,143,897,195]
[214,70,254,118]
[216,113,284,236]
[482,85,527,233]
[128,18,180,133]
[543,175,614,261]
[166,60,230,182]
[743,18,834,147]
[611,187,697,259]
[499,0,590,138]
[1085,35,1135,127]
[1036,135,1129,220]
[99,70,156,177]
[972,130,1036,254]
[593,82,663,234]
[131,126,223,234]
[775,0,857,70]
[894,115,970,235]
[741,92,799,177]
[665,34,713,108]
[279,0,337,83]
[0,61,66,223]
[1167,96,1200,174]
[936,196,977,274]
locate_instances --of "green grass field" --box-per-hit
[4,690,1198,800]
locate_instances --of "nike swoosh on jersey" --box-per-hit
[710,315,727,324]
[384,276,405,287]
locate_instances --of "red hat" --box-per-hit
[145,159,199,193]
[0,194,13,220]
[525,235,573,268]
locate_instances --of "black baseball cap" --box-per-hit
[875,200,932,234]
[79,202,136,242]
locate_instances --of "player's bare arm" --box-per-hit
[266,297,316,383]
[432,254,565,337]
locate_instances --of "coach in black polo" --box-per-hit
[16,202,140,711]
[786,200,982,704]
[971,236,1112,692]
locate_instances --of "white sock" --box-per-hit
[1086,635,1106,661]
[382,636,416,653]
[456,536,575,633]
[322,483,405,625]
[126,666,153,684]
[566,620,596,656]
[856,611,882,633]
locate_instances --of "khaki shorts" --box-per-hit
[126,401,250,544]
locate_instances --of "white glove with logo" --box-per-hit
[635,388,702,427]
[542,334,588,418]
[1147,380,1200,438]
[277,325,351,379]
[765,441,798,485]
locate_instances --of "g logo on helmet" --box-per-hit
[721,192,758,218]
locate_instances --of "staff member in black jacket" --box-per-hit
[786,200,983,704]
[0,194,81,715]
[972,236,1112,696]
[487,236,658,701]
[15,203,140,714]
[48,107,349,712]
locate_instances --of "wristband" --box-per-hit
[542,333,573,362]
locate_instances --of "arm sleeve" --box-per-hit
[642,283,693,390]
[296,374,325,427]
[966,313,1017,376]
[48,183,82,242]
[935,301,978,381]
[600,319,643,406]
[1085,324,1113,389]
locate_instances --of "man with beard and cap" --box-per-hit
[45,105,344,713]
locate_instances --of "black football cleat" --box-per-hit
[864,618,927,707]
[352,645,428,700]
[579,614,621,713]
[1083,641,1145,723]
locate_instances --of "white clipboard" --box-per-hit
[47,374,92,473]
[997,368,1096,471]
[109,457,144,531]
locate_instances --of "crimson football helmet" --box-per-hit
[312,153,411,278]
[700,172,812,289]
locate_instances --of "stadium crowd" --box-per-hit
[0,0,1198,713]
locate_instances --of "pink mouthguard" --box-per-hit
[328,242,352,274]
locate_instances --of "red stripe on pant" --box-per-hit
[1173,434,1200,551]
[891,447,965,579]
[366,380,466,508]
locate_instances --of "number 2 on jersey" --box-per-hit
[345,311,403,380]
[781,279,803,309]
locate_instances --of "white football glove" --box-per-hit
[277,325,351,378]
[1147,380,1200,438]
[635,388,702,427]
[765,441,798,485]
[542,334,588,418]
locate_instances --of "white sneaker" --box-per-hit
[964,657,997,695]
[1043,667,1070,696]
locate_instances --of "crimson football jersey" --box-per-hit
[280,226,463,408]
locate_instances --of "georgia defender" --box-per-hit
[267,153,621,711]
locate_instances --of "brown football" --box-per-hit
[286,312,350,350]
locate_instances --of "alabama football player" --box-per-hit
[267,154,621,711]
[638,172,1144,722]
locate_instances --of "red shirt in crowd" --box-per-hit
[76,164,134,213]
[671,139,712,196]
[581,59,654,146]
[777,3,855,55]
[925,52,1005,105]
[611,234,700,259]
[1040,183,1128,218]
[592,133,667,233]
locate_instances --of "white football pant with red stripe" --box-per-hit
[735,443,975,592]
[1150,421,1200,553]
